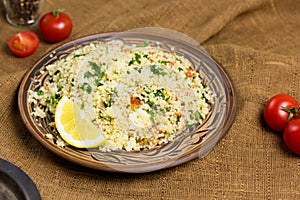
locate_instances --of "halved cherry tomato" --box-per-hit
[8,31,39,57]
[264,94,298,132]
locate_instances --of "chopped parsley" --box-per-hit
[143,54,149,59]
[154,89,165,99]
[128,53,142,66]
[36,89,44,96]
[159,60,170,65]
[79,82,92,94]
[175,56,182,63]
[178,67,184,71]
[165,107,171,112]
[54,70,60,75]
[88,61,104,80]
[146,100,155,106]
[146,110,155,123]
[143,40,150,47]
[99,111,115,122]
[194,110,202,120]
[73,53,86,58]
[150,65,167,76]
[47,93,61,106]
[103,96,112,108]
[84,71,94,78]
[133,67,142,73]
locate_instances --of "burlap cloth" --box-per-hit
[1,0,300,199]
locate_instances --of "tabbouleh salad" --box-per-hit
[28,40,214,151]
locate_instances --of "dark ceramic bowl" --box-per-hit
[0,158,41,200]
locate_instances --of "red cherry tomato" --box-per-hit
[264,94,298,132]
[7,31,39,57]
[284,118,300,155]
[39,10,72,43]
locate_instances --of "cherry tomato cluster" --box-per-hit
[264,94,300,155]
[8,9,72,57]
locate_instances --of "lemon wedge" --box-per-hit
[55,96,106,148]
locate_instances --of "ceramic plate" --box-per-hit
[18,29,237,173]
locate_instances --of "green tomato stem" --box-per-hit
[281,106,300,121]
[53,9,65,18]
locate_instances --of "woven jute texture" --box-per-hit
[1,0,300,199]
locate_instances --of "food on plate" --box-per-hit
[28,40,214,151]
[264,94,298,132]
[8,31,39,57]
[55,96,106,148]
[39,9,72,43]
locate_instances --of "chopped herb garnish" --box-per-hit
[154,89,165,99]
[98,112,115,122]
[95,78,103,87]
[128,60,134,66]
[71,79,75,87]
[128,53,141,66]
[165,96,170,101]
[150,65,167,76]
[146,100,155,106]
[36,90,44,96]
[146,110,155,123]
[50,93,61,106]
[106,116,115,122]
[54,70,60,75]
[84,71,93,78]
[143,40,149,47]
[176,114,182,122]
[57,85,63,92]
[194,110,202,120]
[175,57,182,63]
[135,53,141,63]
[143,54,149,59]
[143,138,149,144]
[133,67,142,73]
[159,60,170,65]
[88,61,104,80]
[80,102,85,109]
[165,107,171,112]
[79,82,92,94]
[103,97,112,108]
[111,88,118,96]
[73,54,86,58]
[178,67,184,71]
